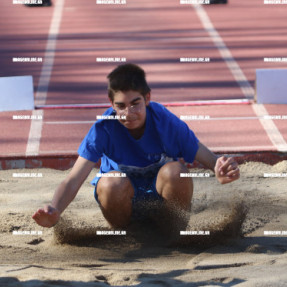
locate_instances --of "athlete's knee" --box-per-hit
[158,161,189,182]
[97,172,134,206]
[156,161,193,202]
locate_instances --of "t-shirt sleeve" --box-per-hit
[150,103,199,163]
[77,123,106,163]
[176,119,199,163]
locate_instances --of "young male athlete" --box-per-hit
[32,64,240,230]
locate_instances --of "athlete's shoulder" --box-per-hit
[148,101,174,117]
[85,107,116,140]
[149,101,167,111]
[148,101,180,123]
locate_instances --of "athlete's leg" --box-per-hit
[96,171,134,228]
[156,161,193,211]
[156,161,193,233]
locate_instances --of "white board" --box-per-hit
[256,69,287,104]
[0,75,34,112]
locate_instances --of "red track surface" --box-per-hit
[1,0,287,169]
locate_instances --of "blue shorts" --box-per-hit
[94,174,163,220]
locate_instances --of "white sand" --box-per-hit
[0,161,287,286]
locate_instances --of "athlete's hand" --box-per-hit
[215,156,240,184]
[32,205,60,228]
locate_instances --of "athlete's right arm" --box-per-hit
[32,156,97,228]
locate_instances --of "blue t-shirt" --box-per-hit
[78,102,199,186]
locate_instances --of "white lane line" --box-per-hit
[192,4,287,152]
[35,0,65,107]
[183,116,284,121]
[44,116,287,124]
[45,121,96,124]
[26,110,44,156]
[253,104,287,152]
[192,4,254,100]
[26,0,65,156]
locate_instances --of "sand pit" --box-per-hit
[0,161,287,286]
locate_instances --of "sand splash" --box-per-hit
[53,199,247,247]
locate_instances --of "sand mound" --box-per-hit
[272,160,287,172]
[238,160,287,178]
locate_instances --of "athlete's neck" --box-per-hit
[128,121,146,140]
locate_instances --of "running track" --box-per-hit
[1,0,287,169]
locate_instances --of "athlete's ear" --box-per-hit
[145,93,151,106]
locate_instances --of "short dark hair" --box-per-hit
[107,63,151,102]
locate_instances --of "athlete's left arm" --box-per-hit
[195,142,240,184]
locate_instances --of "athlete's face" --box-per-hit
[111,90,150,133]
